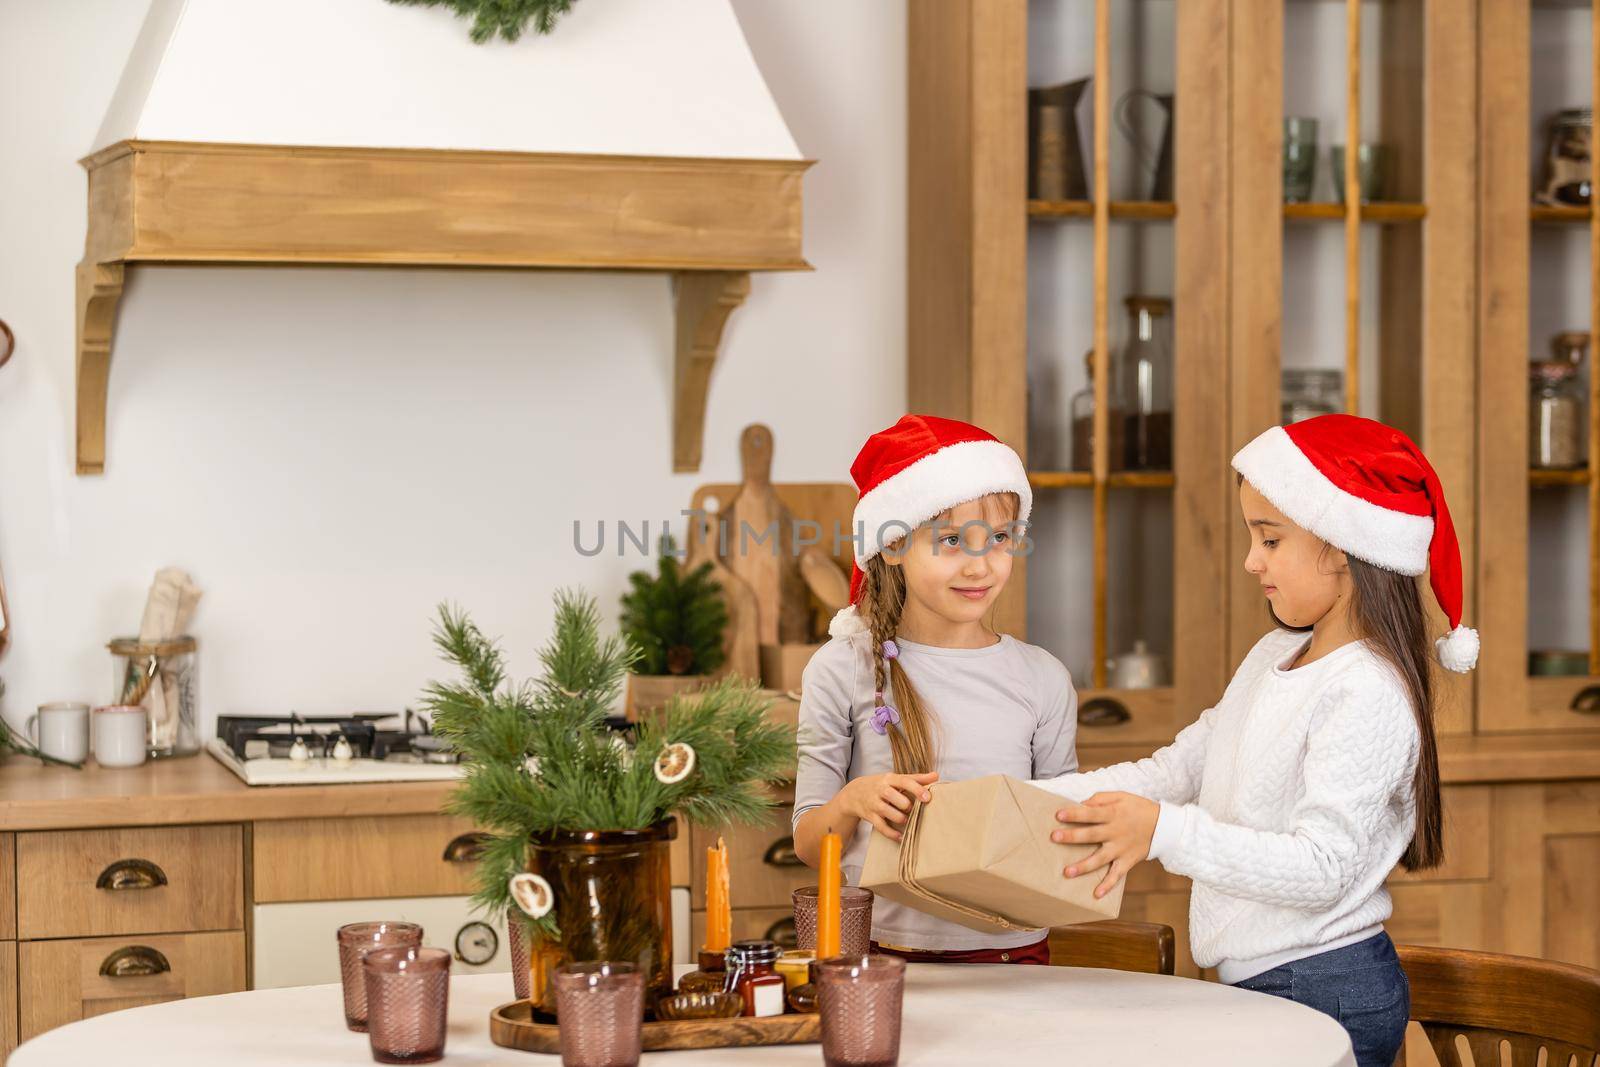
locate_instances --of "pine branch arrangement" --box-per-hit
[619,534,729,676]
[421,590,791,939]
[384,0,578,43]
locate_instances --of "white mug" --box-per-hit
[92,705,148,768]
[28,702,90,764]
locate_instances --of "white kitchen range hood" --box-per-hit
[75,0,810,475]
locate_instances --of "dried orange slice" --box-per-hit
[508,873,553,919]
[654,741,696,784]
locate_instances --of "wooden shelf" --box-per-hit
[1282,202,1428,223]
[1530,467,1590,487]
[1531,204,1592,224]
[75,140,812,475]
[1028,200,1177,221]
[1029,470,1176,490]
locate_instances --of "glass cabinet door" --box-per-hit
[1023,0,1230,746]
[1480,0,1600,733]
[1227,0,1476,734]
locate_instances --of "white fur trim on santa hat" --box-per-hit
[851,439,1033,566]
[1232,426,1434,575]
[829,605,867,639]
[1435,624,1479,673]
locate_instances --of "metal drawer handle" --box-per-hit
[96,858,168,891]
[1571,686,1600,713]
[763,918,798,949]
[763,836,803,868]
[442,832,491,863]
[99,945,171,978]
[1079,697,1132,727]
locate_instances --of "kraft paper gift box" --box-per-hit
[859,774,1124,933]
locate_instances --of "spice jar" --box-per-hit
[108,636,199,757]
[1537,109,1593,206]
[725,940,785,1018]
[1530,360,1586,469]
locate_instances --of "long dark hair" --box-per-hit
[1274,555,1443,871]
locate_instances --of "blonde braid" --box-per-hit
[859,554,937,774]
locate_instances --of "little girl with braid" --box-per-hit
[792,415,1079,964]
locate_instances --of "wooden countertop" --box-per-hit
[1,727,1595,833]
[0,754,456,831]
[1080,730,1600,786]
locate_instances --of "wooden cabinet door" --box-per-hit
[252,814,481,903]
[19,930,245,1042]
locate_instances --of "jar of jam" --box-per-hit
[725,940,785,1018]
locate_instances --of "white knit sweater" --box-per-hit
[1033,629,1421,983]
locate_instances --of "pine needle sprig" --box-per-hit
[384,0,578,44]
[419,590,794,939]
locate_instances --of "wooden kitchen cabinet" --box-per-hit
[252,813,481,903]
[19,930,245,1042]
[16,825,242,940]
[691,806,808,913]
[0,941,16,1061]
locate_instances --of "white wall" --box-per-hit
[0,0,906,734]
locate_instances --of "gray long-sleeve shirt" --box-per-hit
[792,630,1079,951]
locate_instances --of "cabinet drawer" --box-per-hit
[691,806,810,911]
[16,825,243,940]
[253,814,482,903]
[19,930,245,1042]
[692,907,794,951]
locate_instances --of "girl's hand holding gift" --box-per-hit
[839,771,939,842]
[1051,792,1159,898]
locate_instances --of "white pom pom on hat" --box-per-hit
[1232,414,1478,673]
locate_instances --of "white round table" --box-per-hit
[11,963,1355,1066]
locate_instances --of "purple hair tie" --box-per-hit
[881,639,899,660]
[870,701,901,735]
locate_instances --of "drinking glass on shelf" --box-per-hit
[1283,117,1319,203]
[1331,144,1390,204]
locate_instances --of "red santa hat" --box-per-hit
[829,415,1032,639]
[1231,414,1478,672]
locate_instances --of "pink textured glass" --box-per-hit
[817,954,906,1067]
[337,922,424,1032]
[362,946,451,1065]
[507,917,532,1001]
[793,886,874,956]
[552,962,644,1067]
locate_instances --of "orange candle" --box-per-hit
[816,831,842,960]
[705,837,731,953]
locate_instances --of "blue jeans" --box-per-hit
[1233,932,1409,1067]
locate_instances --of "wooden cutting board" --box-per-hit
[717,425,815,644]
[685,510,761,684]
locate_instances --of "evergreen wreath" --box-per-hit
[618,534,729,677]
[421,590,791,939]
[385,0,579,44]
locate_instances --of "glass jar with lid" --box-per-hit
[1070,351,1125,473]
[724,940,785,1018]
[1281,369,1343,425]
[1529,360,1586,469]
[1114,296,1174,470]
[108,635,199,757]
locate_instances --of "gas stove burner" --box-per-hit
[214,711,459,764]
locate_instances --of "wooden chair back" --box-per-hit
[1398,944,1600,1067]
[1048,920,1176,976]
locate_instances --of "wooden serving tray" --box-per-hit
[489,1001,820,1053]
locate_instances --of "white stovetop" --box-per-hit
[205,738,465,786]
